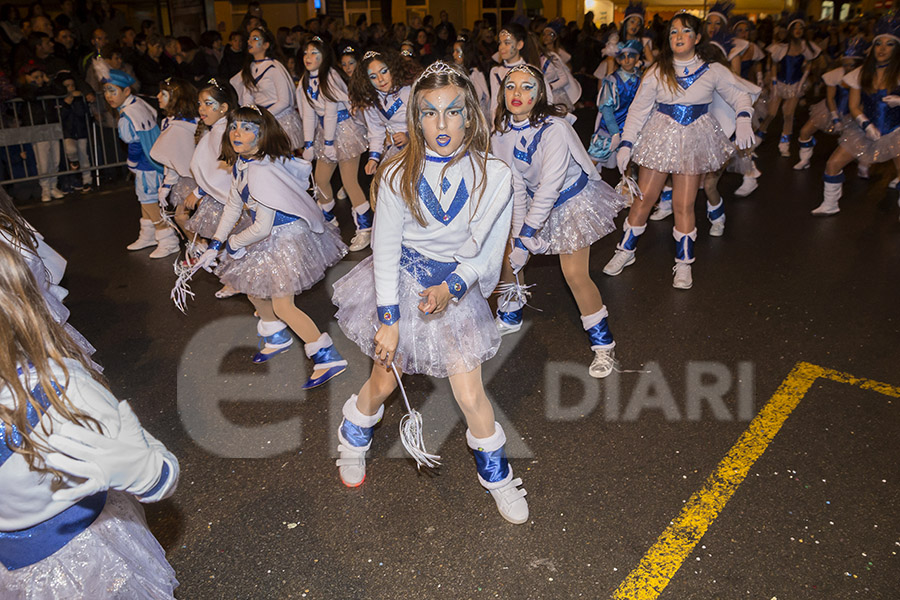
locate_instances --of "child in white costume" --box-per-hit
[297,38,372,252]
[0,243,178,599]
[150,77,198,252]
[607,12,756,290]
[492,64,626,379]
[489,23,552,122]
[589,39,643,170]
[195,106,348,388]
[230,26,304,150]
[349,49,417,175]
[331,62,529,524]
[452,35,491,124]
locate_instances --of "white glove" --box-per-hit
[865,124,881,141]
[508,241,530,274]
[302,147,314,162]
[520,234,551,255]
[324,144,337,161]
[46,401,164,503]
[735,118,756,150]
[616,146,632,175]
[195,247,219,272]
[157,186,171,209]
[226,239,247,260]
[883,95,900,108]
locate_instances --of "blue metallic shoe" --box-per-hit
[467,423,529,524]
[252,320,293,364]
[302,333,348,389]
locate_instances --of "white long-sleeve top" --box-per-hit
[0,359,178,532]
[489,59,554,124]
[297,69,352,146]
[621,56,755,143]
[362,86,410,161]
[543,52,581,108]
[230,58,297,116]
[150,116,197,196]
[213,155,323,249]
[372,149,513,318]
[492,115,606,235]
[470,67,491,123]
[189,117,232,205]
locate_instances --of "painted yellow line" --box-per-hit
[611,362,900,600]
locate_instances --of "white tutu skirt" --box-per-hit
[0,492,177,600]
[536,178,625,255]
[168,176,195,208]
[838,123,900,164]
[332,254,501,378]
[774,80,806,99]
[808,100,848,133]
[275,108,304,150]
[185,196,253,240]
[633,112,735,175]
[216,218,347,299]
[726,147,755,175]
[314,118,369,163]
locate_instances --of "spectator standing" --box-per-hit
[56,71,92,191]
[135,34,172,97]
[17,61,65,202]
[218,31,245,79]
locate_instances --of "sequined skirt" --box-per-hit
[216,218,347,299]
[633,111,735,175]
[314,117,369,163]
[0,492,177,599]
[726,146,755,175]
[185,196,253,240]
[275,108,304,150]
[808,99,848,133]
[534,177,626,255]
[167,176,195,208]
[774,80,807,99]
[332,255,501,378]
[838,122,900,164]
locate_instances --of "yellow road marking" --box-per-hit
[611,362,900,600]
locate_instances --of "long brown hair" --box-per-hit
[159,76,199,120]
[0,243,104,479]
[499,23,542,70]
[372,62,493,227]
[493,64,566,133]
[348,49,421,111]
[219,105,293,165]
[860,37,900,94]
[1,186,38,257]
[240,26,287,91]
[300,37,342,104]
[654,13,723,94]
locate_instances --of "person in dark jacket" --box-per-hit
[56,71,92,191]
[17,60,65,201]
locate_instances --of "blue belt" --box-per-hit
[400,245,457,288]
[318,110,351,126]
[657,103,709,125]
[526,170,589,208]
[249,209,300,226]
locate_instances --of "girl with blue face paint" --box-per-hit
[194,106,349,389]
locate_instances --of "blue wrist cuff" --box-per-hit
[196,186,207,197]
[324,139,334,146]
[139,463,170,499]
[444,273,468,300]
[513,238,528,251]
[369,152,382,162]
[377,305,400,325]
[619,140,633,149]
[736,111,751,119]
[208,240,223,252]
[304,141,313,149]
[226,240,240,255]
[519,224,537,238]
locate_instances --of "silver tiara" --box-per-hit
[498,29,512,40]
[506,63,539,79]
[245,104,263,115]
[414,60,456,88]
[363,50,381,60]
[343,45,355,54]
[207,77,223,90]
[456,35,467,42]
[310,36,323,43]
[400,48,414,57]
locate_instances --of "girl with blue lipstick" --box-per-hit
[230,26,304,151]
[331,62,529,525]
[759,15,821,157]
[812,15,900,217]
[349,49,420,177]
[492,65,626,379]
[605,12,755,290]
[297,38,372,252]
[195,106,348,388]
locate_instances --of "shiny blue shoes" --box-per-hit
[252,320,294,364]
[252,321,346,389]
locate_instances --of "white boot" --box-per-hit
[336,396,384,487]
[148,227,180,258]
[733,176,758,197]
[126,219,157,251]
[468,425,528,524]
[812,178,842,216]
[778,135,791,157]
[793,142,814,170]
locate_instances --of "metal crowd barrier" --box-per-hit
[0,93,128,187]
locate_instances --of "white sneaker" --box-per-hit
[488,477,529,524]
[672,263,693,290]
[348,229,371,252]
[649,202,673,220]
[734,177,758,197]
[495,314,522,336]
[50,188,65,199]
[149,228,180,259]
[127,219,157,251]
[589,346,615,378]
[40,192,51,203]
[336,186,348,200]
[709,218,725,237]
[336,443,367,487]
[603,249,635,276]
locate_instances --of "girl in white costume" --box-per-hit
[596,1,655,81]
[605,12,755,290]
[349,49,419,176]
[759,14,821,157]
[812,16,900,218]
[230,26,304,151]
[0,243,179,599]
[194,106,348,388]
[589,40,643,170]
[150,77,198,245]
[792,39,868,171]
[184,78,252,298]
[452,35,491,123]
[492,64,626,379]
[331,62,529,524]
[488,23,552,121]
[298,38,372,252]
